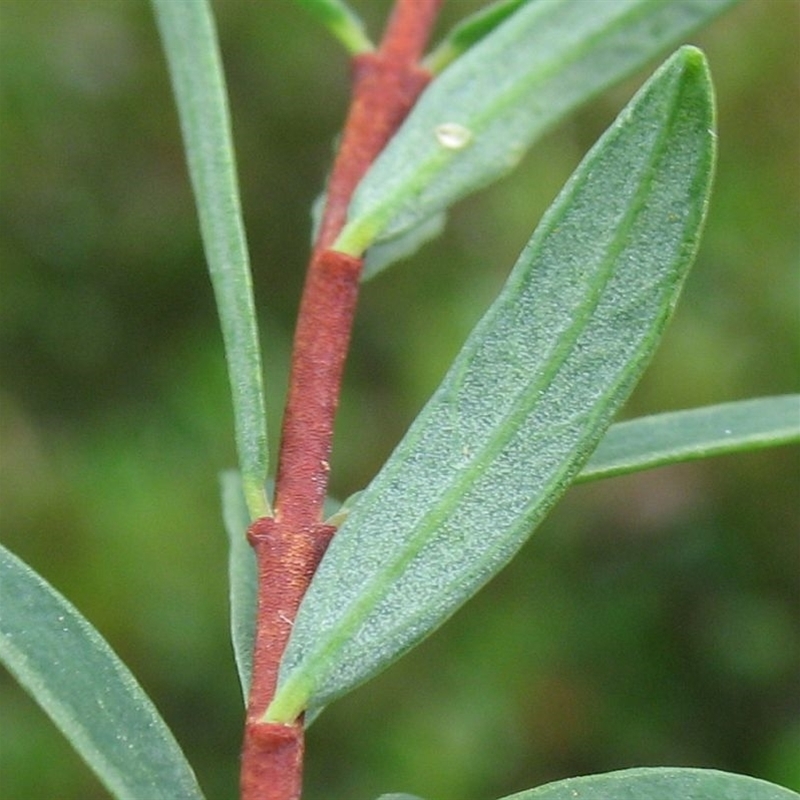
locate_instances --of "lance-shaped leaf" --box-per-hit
[498,767,799,799]
[267,47,716,721]
[578,395,800,482]
[335,0,735,256]
[0,544,205,800]
[152,0,270,519]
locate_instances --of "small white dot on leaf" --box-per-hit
[435,122,472,150]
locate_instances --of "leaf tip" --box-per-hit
[677,43,707,68]
[673,44,713,97]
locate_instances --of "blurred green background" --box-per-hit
[1,1,798,798]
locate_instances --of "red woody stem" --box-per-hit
[240,2,443,798]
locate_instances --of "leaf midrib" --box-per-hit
[295,99,675,697]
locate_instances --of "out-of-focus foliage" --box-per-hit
[0,2,797,800]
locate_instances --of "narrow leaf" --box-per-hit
[579,395,800,482]
[336,0,736,256]
[152,0,270,518]
[221,470,257,703]
[0,544,204,800]
[424,0,529,75]
[295,0,374,54]
[500,766,799,799]
[269,47,716,721]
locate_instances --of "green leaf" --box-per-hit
[500,767,799,799]
[424,0,529,75]
[151,0,270,519]
[295,0,374,55]
[579,395,800,482]
[221,470,257,703]
[335,0,736,256]
[0,544,204,800]
[268,47,716,721]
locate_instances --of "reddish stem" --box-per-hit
[272,249,363,531]
[240,2,443,798]
[314,0,442,254]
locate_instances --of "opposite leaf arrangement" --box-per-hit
[1,1,798,800]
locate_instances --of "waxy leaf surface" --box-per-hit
[501,767,799,799]
[337,0,735,255]
[152,0,269,518]
[269,48,716,720]
[0,544,204,800]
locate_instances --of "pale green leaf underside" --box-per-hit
[502,767,799,799]
[221,470,258,703]
[151,0,269,518]
[337,0,735,255]
[269,47,715,721]
[0,544,204,800]
[579,395,800,482]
